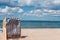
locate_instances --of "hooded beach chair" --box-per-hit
[3,17,21,39]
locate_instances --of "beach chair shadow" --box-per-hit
[21,36,28,38]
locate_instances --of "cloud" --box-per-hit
[0,0,32,7]
[53,0,60,4]
[0,6,24,15]
[23,9,60,17]
[0,0,18,7]
[0,0,9,4]
[0,0,60,10]
[18,0,32,6]
[1,6,9,13]
[18,8,24,13]
[0,6,60,17]
[23,9,44,17]
[0,0,60,17]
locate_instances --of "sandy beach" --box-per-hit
[21,28,60,40]
[0,33,4,40]
[1,28,60,40]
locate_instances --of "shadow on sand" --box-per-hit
[7,35,28,39]
[21,36,28,38]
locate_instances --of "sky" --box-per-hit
[0,0,60,21]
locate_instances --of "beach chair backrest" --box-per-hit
[6,18,21,39]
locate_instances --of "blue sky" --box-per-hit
[0,0,60,21]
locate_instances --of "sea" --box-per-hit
[21,21,60,28]
[0,20,60,28]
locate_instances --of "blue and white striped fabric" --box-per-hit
[8,25,19,34]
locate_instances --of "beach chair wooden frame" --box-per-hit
[2,18,7,40]
[3,17,21,40]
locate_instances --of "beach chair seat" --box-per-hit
[7,34,20,38]
[7,27,21,38]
